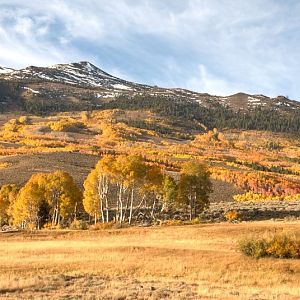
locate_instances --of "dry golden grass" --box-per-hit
[0,221,299,299]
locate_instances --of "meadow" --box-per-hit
[0,110,300,299]
[0,221,299,299]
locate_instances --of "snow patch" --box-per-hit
[112,84,132,90]
[248,97,261,102]
[0,67,14,74]
[23,87,40,94]
[95,93,118,98]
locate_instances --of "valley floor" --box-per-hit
[0,221,300,299]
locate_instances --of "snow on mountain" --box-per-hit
[0,61,299,112]
[0,61,144,90]
[0,67,15,74]
[112,84,132,90]
[23,87,40,94]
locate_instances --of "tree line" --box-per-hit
[0,156,212,229]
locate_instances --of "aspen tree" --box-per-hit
[13,180,43,229]
[0,184,18,225]
[83,156,114,223]
[161,175,178,212]
[178,162,212,220]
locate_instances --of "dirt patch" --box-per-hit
[209,179,244,202]
[0,275,200,300]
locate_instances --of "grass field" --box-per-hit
[0,221,299,299]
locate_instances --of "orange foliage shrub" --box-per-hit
[224,210,241,221]
[211,167,300,197]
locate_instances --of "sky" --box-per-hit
[0,0,299,99]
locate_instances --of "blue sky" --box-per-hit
[0,0,299,99]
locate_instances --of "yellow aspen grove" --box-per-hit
[83,156,212,225]
[83,155,167,225]
[39,171,82,226]
[113,155,149,224]
[12,171,82,229]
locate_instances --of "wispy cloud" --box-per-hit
[0,0,299,98]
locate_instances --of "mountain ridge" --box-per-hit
[0,61,298,109]
[0,61,300,134]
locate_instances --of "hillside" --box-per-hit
[1,62,300,133]
[0,108,300,212]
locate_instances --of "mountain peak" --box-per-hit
[47,61,115,79]
[0,61,142,90]
[78,61,94,67]
[49,61,94,70]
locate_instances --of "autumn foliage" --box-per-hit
[239,233,300,259]
[83,155,212,224]
[211,167,300,198]
[12,171,82,229]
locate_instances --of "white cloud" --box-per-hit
[13,17,33,37]
[0,0,299,98]
[186,65,239,96]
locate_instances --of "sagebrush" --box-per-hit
[238,232,300,259]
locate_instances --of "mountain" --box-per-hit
[1,61,299,111]
[0,61,151,90]
[0,61,300,132]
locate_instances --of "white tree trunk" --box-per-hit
[128,188,134,225]
[119,184,123,224]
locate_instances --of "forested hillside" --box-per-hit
[105,94,300,133]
